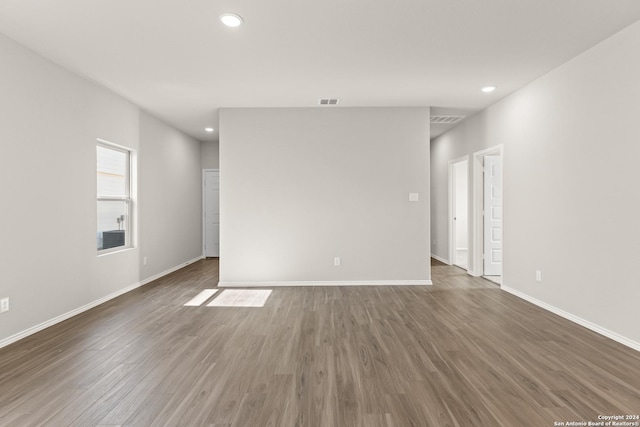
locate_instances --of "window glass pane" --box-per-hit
[97,200,128,250]
[97,146,127,197]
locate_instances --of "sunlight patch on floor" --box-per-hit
[184,289,218,306]
[207,289,273,307]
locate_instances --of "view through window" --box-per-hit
[97,143,131,251]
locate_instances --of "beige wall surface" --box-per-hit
[139,112,203,278]
[431,21,640,345]
[201,140,220,170]
[220,107,431,285]
[0,33,202,345]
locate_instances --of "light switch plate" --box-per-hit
[409,193,419,202]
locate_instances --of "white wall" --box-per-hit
[220,107,431,285]
[139,112,203,278]
[431,21,640,346]
[201,141,220,169]
[0,32,202,345]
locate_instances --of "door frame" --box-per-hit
[202,168,220,257]
[448,155,470,269]
[470,145,504,279]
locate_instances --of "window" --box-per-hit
[97,141,132,252]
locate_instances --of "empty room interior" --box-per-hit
[1,1,640,426]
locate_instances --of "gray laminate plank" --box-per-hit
[0,258,638,427]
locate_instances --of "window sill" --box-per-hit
[97,246,135,257]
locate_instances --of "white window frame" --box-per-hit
[97,139,134,254]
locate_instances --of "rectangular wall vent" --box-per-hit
[430,115,465,124]
[319,98,340,105]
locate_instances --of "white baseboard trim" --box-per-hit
[431,254,450,265]
[0,282,143,350]
[0,255,204,350]
[502,286,640,353]
[219,279,432,287]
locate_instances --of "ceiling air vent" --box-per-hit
[430,115,465,124]
[319,98,340,105]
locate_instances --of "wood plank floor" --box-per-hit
[1,258,639,426]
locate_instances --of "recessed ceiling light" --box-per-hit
[205,127,214,132]
[481,86,497,93]
[220,13,243,27]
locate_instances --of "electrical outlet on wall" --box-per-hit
[0,298,9,313]
[536,270,542,282]
[334,257,341,267]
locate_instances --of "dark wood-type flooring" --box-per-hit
[1,258,639,426]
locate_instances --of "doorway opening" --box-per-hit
[471,146,503,285]
[449,156,469,270]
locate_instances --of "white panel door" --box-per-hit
[204,170,220,257]
[483,156,502,276]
